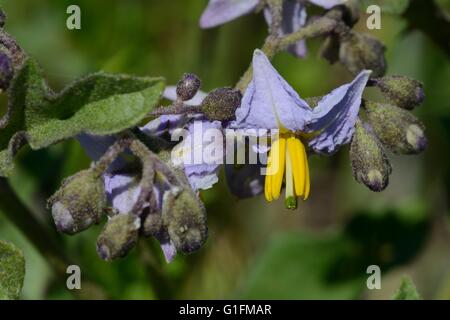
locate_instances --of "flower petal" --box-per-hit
[306,70,371,154]
[77,133,127,172]
[200,0,259,28]
[163,86,207,106]
[225,164,264,198]
[233,50,311,131]
[104,173,142,214]
[264,0,308,57]
[141,114,190,138]
[103,172,178,262]
[160,240,177,263]
[308,0,347,9]
[171,119,223,191]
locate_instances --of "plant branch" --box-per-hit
[235,16,339,92]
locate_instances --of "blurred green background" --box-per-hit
[0,0,449,299]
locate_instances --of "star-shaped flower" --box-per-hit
[232,49,370,208]
[200,0,347,57]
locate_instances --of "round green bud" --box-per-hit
[162,188,207,254]
[350,121,392,192]
[339,32,386,78]
[176,73,201,101]
[96,214,140,261]
[200,87,242,121]
[48,169,107,235]
[374,76,425,110]
[365,101,428,154]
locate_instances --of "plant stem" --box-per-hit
[235,16,338,92]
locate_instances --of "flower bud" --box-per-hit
[365,101,427,154]
[340,0,360,27]
[143,210,163,238]
[374,76,424,110]
[319,35,340,64]
[0,52,13,91]
[96,214,140,261]
[201,87,242,121]
[176,73,201,101]
[48,169,107,235]
[339,32,386,78]
[350,120,392,192]
[162,188,207,254]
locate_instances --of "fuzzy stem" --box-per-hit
[235,16,338,92]
[129,139,155,214]
[266,0,283,36]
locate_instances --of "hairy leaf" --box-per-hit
[0,240,25,300]
[0,58,165,177]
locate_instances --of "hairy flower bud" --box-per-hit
[143,210,163,238]
[96,214,140,261]
[48,169,106,235]
[0,52,13,91]
[320,35,340,64]
[332,0,360,27]
[162,187,207,254]
[341,0,360,26]
[339,32,386,78]
[350,120,392,192]
[176,73,201,101]
[365,101,427,154]
[374,76,425,110]
[201,87,242,121]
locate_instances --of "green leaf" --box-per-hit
[392,277,421,300]
[362,0,410,14]
[0,240,26,300]
[0,58,165,177]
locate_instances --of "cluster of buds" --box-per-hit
[350,75,427,191]
[48,136,208,261]
[320,1,387,78]
[155,72,242,122]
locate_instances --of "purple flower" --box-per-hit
[200,0,347,58]
[159,119,224,191]
[77,134,178,262]
[103,173,177,262]
[200,0,260,28]
[232,49,370,208]
[308,0,347,9]
[163,86,207,106]
[145,87,224,191]
[264,0,307,57]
